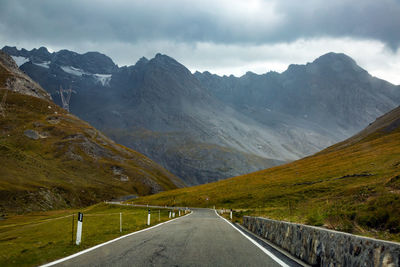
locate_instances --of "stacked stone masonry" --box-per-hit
[243,216,400,266]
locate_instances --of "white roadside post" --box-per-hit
[178,210,181,216]
[230,209,233,220]
[147,209,151,226]
[172,210,175,218]
[76,212,83,245]
[120,212,122,233]
[169,211,171,218]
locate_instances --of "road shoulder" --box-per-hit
[215,210,308,267]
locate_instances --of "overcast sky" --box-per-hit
[0,0,399,84]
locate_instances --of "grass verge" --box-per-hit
[0,203,180,266]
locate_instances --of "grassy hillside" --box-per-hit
[132,106,400,241]
[0,89,183,215]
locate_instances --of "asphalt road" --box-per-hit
[53,209,292,267]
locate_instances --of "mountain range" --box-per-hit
[2,46,400,185]
[0,50,182,214]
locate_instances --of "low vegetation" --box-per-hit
[132,107,400,242]
[0,203,182,266]
[0,89,181,214]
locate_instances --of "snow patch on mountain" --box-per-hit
[93,74,112,86]
[61,66,111,86]
[61,66,88,76]
[11,56,29,67]
[33,61,50,69]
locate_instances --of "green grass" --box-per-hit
[0,203,183,266]
[130,108,400,242]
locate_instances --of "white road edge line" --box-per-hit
[215,210,289,267]
[40,211,193,267]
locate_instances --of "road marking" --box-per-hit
[215,210,289,267]
[40,211,193,267]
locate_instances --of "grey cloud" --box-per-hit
[276,0,400,50]
[0,0,399,49]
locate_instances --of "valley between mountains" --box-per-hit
[1,46,400,242]
[3,0,400,266]
[135,104,400,241]
[3,46,400,186]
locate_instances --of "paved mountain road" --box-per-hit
[52,209,296,267]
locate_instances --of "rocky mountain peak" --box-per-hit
[0,51,51,100]
[145,53,193,82]
[2,46,20,56]
[32,46,51,57]
[134,56,149,69]
[314,52,355,64]
[194,70,212,78]
[80,51,117,73]
[311,52,365,73]
[0,50,19,70]
[2,46,118,74]
[137,56,149,64]
[153,53,173,62]
[52,49,117,74]
[37,46,49,52]
[244,71,257,77]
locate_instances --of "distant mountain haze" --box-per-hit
[131,93,400,241]
[195,53,400,134]
[3,46,399,185]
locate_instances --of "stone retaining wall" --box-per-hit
[243,216,400,266]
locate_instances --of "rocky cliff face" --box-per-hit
[195,53,400,136]
[0,50,51,100]
[3,46,400,185]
